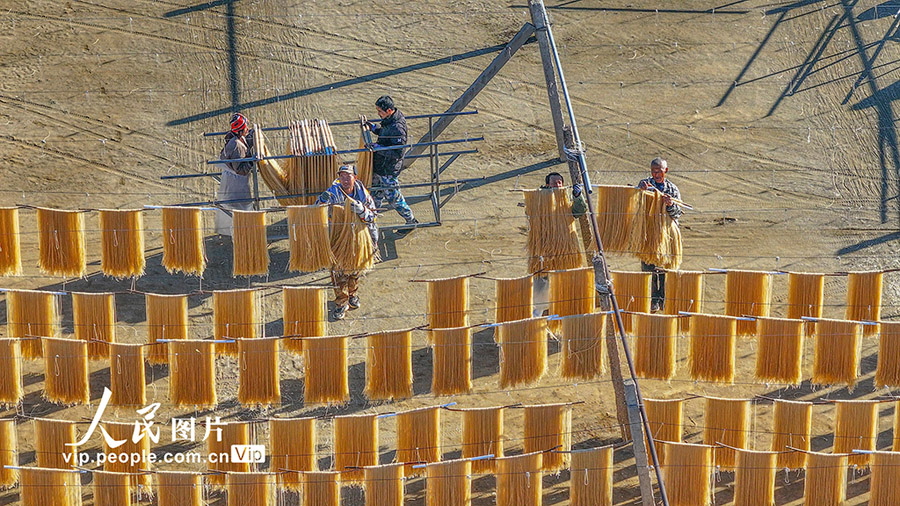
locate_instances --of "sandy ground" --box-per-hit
[3,0,900,504]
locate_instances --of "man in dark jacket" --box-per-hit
[215,113,254,235]
[369,95,417,230]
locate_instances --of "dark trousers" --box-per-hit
[641,262,665,308]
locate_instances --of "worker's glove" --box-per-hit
[572,183,583,198]
[350,199,366,215]
[368,122,378,132]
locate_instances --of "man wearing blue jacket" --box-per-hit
[369,95,418,231]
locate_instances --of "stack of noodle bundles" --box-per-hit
[633,313,679,381]
[145,293,187,365]
[284,119,339,205]
[7,289,59,359]
[523,403,572,472]
[282,286,326,354]
[496,452,542,506]
[770,400,811,469]
[732,449,776,506]
[702,397,749,470]
[754,317,805,384]
[286,205,333,272]
[19,467,80,506]
[303,335,349,404]
[811,318,861,386]
[610,271,651,334]
[0,338,23,406]
[160,206,205,276]
[431,326,472,396]
[108,343,146,407]
[846,270,883,336]
[156,471,202,506]
[98,209,145,278]
[523,188,584,273]
[254,130,291,202]
[870,451,900,506]
[724,270,772,336]
[644,398,683,465]
[168,339,216,408]
[207,421,251,488]
[0,207,21,275]
[559,312,606,380]
[661,442,712,506]
[833,400,878,467]
[269,417,316,490]
[72,292,116,359]
[36,207,86,277]
[662,270,703,332]
[804,451,846,506]
[494,275,533,323]
[334,414,378,484]
[213,288,261,356]
[42,337,89,405]
[330,201,376,273]
[231,210,269,276]
[101,421,151,489]
[629,189,682,270]
[876,321,900,387]
[363,464,404,505]
[494,317,548,388]
[427,275,469,330]
[238,336,281,407]
[594,185,641,253]
[688,314,737,383]
[461,407,503,473]
[226,472,275,506]
[396,407,441,476]
[425,459,470,506]
[570,446,613,506]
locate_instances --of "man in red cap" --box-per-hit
[215,113,255,235]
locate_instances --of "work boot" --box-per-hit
[396,218,419,235]
[333,305,348,321]
[349,295,360,310]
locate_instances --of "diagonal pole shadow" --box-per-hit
[716,11,788,106]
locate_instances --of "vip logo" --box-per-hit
[231,444,266,463]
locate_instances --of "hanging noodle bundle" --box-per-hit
[804,452,846,506]
[0,419,16,487]
[496,452,543,506]
[523,188,584,273]
[156,471,202,506]
[109,343,145,407]
[42,337,89,405]
[755,317,805,384]
[36,207,86,277]
[330,201,376,273]
[226,472,275,506]
[334,414,378,484]
[548,267,594,323]
[846,270,883,336]
[570,446,613,506]
[688,314,737,383]
[462,407,503,473]
[356,132,374,188]
[93,470,132,506]
[213,288,260,356]
[283,119,339,206]
[610,271,651,333]
[629,189,682,270]
[560,312,606,380]
[283,286,326,355]
[20,467,80,506]
[145,293,187,365]
[495,317,548,388]
[644,398,683,466]
[877,322,900,387]
[870,451,900,506]
[364,464,404,506]
[427,275,469,330]
[255,130,291,202]
[302,471,341,506]
[495,275,533,323]
[771,400,811,469]
[634,313,678,380]
[523,404,571,472]
[168,339,216,408]
[0,339,22,406]
[812,318,861,386]
[594,185,641,253]
[34,419,77,469]
[98,209,145,278]
[101,421,151,488]
[366,330,412,401]
[894,401,900,451]
[702,397,749,469]
[7,289,59,359]
[787,272,824,333]
[269,417,316,490]
[733,449,776,506]
[207,422,251,488]
[0,208,21,276]
[431,327,472,395]
[397,407,441,477]
[238,336,281,407]
[231,210,269,276]
[663,270,703,332]
[725,270,772,335]
[661,442,712,506]
[834,400,878,467]
[72,292,116,359]
[425,459,470,506]
[160,206,205,276]
[304,335,349,404]
[286,205,334,272]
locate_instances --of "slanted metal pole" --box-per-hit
[528,2,567,162]
[624,379,655,505]
[528,1,670,505]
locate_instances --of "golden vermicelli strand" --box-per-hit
[145,293,188,365]
[496,452,542,506]
[101,421,151,489]
[7,289,59,359]
[702,397,749,469]
[833,400,878,467]
[661,442,712,506]
[0,208,21,276]
[286,205,334,272]
[168,339,216,408]
[226,472,276,506]
[0,339,23,406]
[522,403,572,472]
[733,449,776,506]
[633,312,679,381]
[754,317,805,384]
[282,286,326,354]
[33,419,77,469]
[160,206,205,276]
[269,418,316,490]
[559,312,606,380]
[93,470,132,506]
[610,271,651,334]
[334,414,378,484]
[0,419,16,487]
[812,318,862,386]
[364,464,404,506]
[495,275,533,323]
[72,291,116,359]
[644,398,683,466]
[237,336,281,407]
[523,188,585,273]
[804,452,846,506]
[770,400,811,469]
[431,326,473,396]
[207,422,251,488]
[20,467,80,506]
[594,185,641,253]
[495,317,548,388]
[870,451,900,506]
[366,330,413,401]
[547,267,594,324]
[461,407,503,473]
[213,288,261,356]
[629,189,682,270]
[663,270,703,333]
[724,270,772,336]
[396,407,441,477]
[787,272,824,332]
[425,459,470,506]
[302,471,341,506]
[98,209,145,278]
[427,275,469,330]
[41,337,89,405]
[36,207,86,277]
[877,321,900,387]
[570,447,613,506]
[156,471,202,506]
[846,270,883,336]
[231,209,269,276]
[303,335,349,404]
[108,343,146,407]
[330,201,376,273]
[688,314,737,383]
